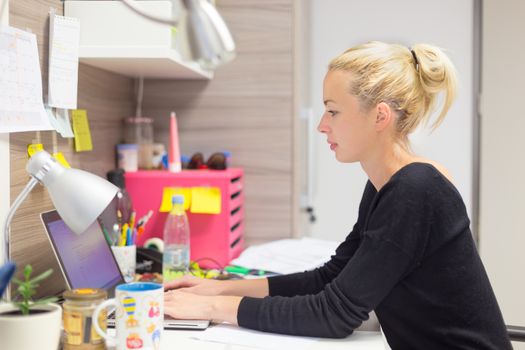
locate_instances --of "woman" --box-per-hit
[164,41,512,349]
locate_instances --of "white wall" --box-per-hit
[480,0,525,337]
[305,0,475,242]
[0,0,10,265]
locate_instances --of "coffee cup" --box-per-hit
[93,282,163,350]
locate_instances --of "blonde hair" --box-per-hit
[329,41,457,145]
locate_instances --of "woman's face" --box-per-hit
[318,70,378,163]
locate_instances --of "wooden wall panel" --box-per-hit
[7,0,296,298]
[143,0,295,245]
[9,0,134,297]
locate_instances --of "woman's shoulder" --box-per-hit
[416,158,454,184]
[387,159,456,196]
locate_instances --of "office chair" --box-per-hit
[507,325,525,342]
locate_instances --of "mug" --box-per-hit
[93,282,163,350]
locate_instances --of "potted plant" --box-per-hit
[0,264,62,350]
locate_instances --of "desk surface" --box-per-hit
[108,323,386,350]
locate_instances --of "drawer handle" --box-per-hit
[230,206,241,216]
[230,221,241,232]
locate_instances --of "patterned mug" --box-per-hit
[93,282,163,350]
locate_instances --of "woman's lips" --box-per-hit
[329,143,337,151]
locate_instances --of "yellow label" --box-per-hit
[53,152,71,168]
[190,187,221,214]
[63,310,83,345]
[27,143,43,157]
[159,187,192,212]
[71,109,93,152]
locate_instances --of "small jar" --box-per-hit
[123,117,154,169]
[63,288,108,350]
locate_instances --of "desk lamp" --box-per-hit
[120,0,236,69]
[2,151,119,300]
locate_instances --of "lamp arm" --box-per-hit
[120,0,179,26]
[3,177,39,301]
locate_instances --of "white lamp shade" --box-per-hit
[184,0,236,69]
[47,168,118,234]
[26,151,119,234]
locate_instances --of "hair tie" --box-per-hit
[410,49,419,71]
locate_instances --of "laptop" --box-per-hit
[41,210,210,330]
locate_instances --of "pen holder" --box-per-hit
[111,245,136,283]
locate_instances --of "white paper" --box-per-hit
[55,108,74,138]
[0,25,53,133]
[191,323,317,350]
[47,13,79,109]
[230,238,340,275]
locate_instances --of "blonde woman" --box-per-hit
[164,42,512,349]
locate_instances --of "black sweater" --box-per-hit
[237,163,512,350]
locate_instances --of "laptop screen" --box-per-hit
[41,210,124,296]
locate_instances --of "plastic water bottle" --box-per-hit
[163,195,190,282]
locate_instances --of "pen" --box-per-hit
[224,265,279,276]
[126,227,132,246]
[121,223,129,246]
[131,228,137,246]
[129,211,136,231]
[224,265,250,275]
[102,225,112,245]
[137,210,153,228]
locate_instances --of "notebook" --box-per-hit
[41,210,210,330]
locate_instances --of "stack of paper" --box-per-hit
[230,237,340,275]
[190,323,318,350]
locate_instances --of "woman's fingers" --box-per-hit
[164,275,196,290]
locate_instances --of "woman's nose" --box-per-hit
[317,115,329,133]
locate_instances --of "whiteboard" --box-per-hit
[305,0,475,241]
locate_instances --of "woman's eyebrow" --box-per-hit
[324,99,336,106]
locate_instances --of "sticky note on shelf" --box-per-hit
[159,187,191,212]
[27,143,44,157]
[190,187,221,214]
[53,152,71,168]
[71,109,92,152]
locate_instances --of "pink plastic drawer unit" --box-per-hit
[124,169,244,268]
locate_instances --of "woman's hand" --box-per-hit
[164,289,242,324]
[164,275,224,296]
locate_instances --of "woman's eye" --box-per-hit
[327,110,338,117]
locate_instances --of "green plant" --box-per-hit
[11,265,58,315]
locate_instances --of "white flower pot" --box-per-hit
[0,302,62,350]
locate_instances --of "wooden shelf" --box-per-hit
[79,47,213,80]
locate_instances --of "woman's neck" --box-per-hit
[361,143,417,191]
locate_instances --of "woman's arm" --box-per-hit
[164,290,242,324]
[165,275,269,298]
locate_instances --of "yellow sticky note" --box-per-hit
[159,187,192,212]
[53,152,71,168]
[27,143,44,157]
[190,187,221,214]
[71,109,93,152]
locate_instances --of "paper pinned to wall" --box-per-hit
[48,13,80,109]
[0,26,53,133]
[71,109,92,152]
[46,107,74,138]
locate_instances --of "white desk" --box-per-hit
[109,324,386,350]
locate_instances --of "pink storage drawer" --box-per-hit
[125,169,244,268]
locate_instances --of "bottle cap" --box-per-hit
[172,195,184,205]
[107,169,126,189]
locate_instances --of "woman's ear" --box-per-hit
[375,102,393,132]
